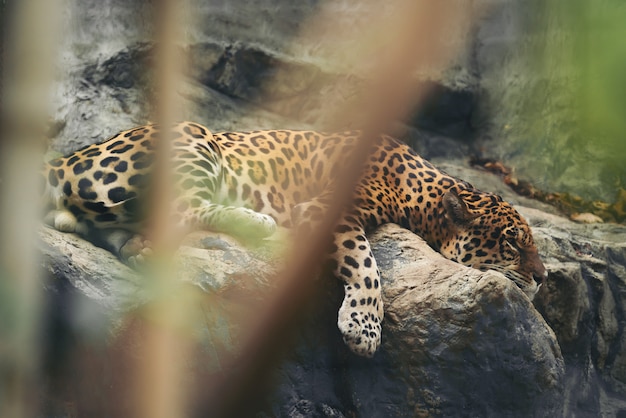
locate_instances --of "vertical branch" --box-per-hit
[207,1,480,416]
[151,0,183,243]
[0,0,61,417]
[131,1,190,417]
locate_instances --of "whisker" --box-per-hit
[476,263,530,289]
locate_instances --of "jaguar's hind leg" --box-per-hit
[44,209,79,233]
[85,228,152,266]
[179,201,277,239]
[291,187,335,233]
[170,134,277,240]
[118,233,153,266]
[219,206,277,238]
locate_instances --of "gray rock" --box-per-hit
[52,0,480,153]
[40,221,567,417]
[38,179,626,416]
[527,208,626,417]
[434,159,626,416]
[354,225,564,417]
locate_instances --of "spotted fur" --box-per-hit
[42,121,546,357]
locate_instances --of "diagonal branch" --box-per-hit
[206,1,481,416]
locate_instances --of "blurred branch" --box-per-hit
[132,1,190,418]
[205,1,482,416]
[0,1,61,417]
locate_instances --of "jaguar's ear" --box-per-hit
[442,190,478,225]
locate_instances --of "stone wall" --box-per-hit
[475,0,626,203]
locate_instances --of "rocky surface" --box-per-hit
[40,221,567,417]
[38,163,626,417]
[439,161,626,416]
[39,174,626,405]
[350,225,563,417]
[51,0,482,154]
[528,209,626,417]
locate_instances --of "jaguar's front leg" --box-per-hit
[330,216,384,357]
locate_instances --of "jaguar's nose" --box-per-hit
[533,270,548,285]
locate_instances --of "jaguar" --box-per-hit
[42,121,547,357]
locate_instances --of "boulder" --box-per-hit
[436,159,626,416]
[39,221,565,417]
[333,225,564,417]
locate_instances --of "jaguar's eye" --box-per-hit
[505,238,519,252]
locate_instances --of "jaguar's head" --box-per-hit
[439,190,546,299]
